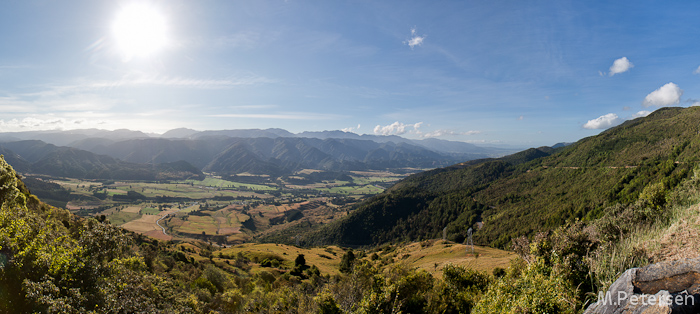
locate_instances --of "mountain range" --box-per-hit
[0,128,516,178]
[0,140,204,180]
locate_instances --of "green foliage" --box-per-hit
[442,263,489,291]
[351,263,435,314]
[339,249,356,273]
[0,156,194,313]
[430,264,490,314]
[639,181,667,209]
[473,257,579,314]
[315,291,342,314]
[473,226,598,313]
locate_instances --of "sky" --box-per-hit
[1,0,700,147]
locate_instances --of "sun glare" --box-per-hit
[112,3,167,61]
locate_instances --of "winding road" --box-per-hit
[155,205,188,236]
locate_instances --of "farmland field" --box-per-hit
[31,169,417,243]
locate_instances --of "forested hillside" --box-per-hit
[308,107,700,247]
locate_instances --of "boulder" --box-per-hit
[585,258,700,314]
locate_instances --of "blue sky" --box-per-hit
[1,0,699,146]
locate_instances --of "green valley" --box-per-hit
[22,169,413,245]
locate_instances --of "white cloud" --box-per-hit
[210,112,341,120]
[517,115,524,120]
[421,129,481,138]
[373,121,422,136]
[342,124,361,133]
[632,110,652,118]
[642,82,683,107]
[608,57,633,76]
[686,99,700,107]
[583,113,622,129]
[0,117,97,132]
[404,27,426,49]
[694,66,700,75]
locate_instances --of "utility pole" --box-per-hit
[466,228,474,255]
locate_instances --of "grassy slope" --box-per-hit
[390,240,515,278]
[220,240,515,278]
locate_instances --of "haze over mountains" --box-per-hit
[0,128,516,178]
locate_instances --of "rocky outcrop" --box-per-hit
[585,258,700,313]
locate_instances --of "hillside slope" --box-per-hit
[308,107,700,247]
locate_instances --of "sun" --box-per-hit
[112,3,167,61]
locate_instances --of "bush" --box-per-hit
[315,291,342,314]
[339,250,356,273]
[428,264,490,313]
[473,257,579,314]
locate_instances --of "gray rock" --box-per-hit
[585,258,700,314]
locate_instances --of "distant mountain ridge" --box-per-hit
[0,127,515,157]
[0,127,518,176]
[0,128,150,146]
[68,136,467,176]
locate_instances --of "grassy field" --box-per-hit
[322,185,384,194]
[390,240,516,278]
[178,177,277,191]
[171,215,218,235]
[220,243,347,275]
[121,214,162,233]
[218,240,515,278]
[141,207,160,215]
[111,182,248,199]
[108,212,142,225]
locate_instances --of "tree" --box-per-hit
[339,250,356,274]
[639,182,667,209]
[294,254,306,267]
